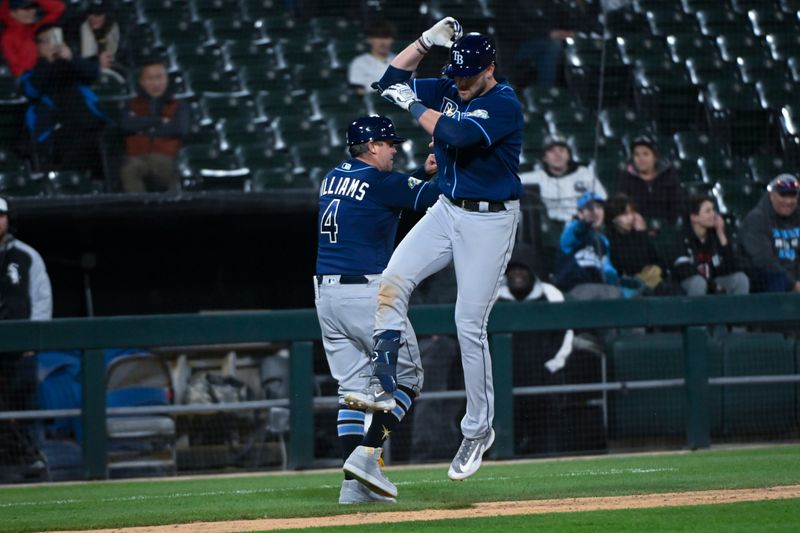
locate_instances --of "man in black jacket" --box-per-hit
[740,174,800,293]
[0,196,52,481]
[672,195,749,296]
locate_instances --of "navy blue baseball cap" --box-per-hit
[10,0,37,9]
[346,115,406,146]
[577,191,605,210]
[442,33,496,78]
[767,173,800,195]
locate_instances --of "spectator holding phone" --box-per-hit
[0,0,65,77]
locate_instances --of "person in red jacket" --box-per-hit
[0,0,65,77]
[119,58,189,192]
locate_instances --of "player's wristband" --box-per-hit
[409,101,428,120]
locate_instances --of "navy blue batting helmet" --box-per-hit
[346,115,407,146]
[442,33,496,78]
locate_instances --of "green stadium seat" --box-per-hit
[686,56,740,85]
[789,56,800,82]
[522,86,578,114]
[633,62,701,134]
[673,158,703,183]
[718,180,764,217]
[731,0,780,15]
[680,0,719,15]
[779,104,800,167]
[615,34,671,69]
[599,107,652,141]
[715,31,770,63]
[665,33,720,65]
[736,55,788,85]
[747,7,794,36]
[564,36,631,109]
[645,4,698,37]
[721,332,796,436]
[46,170,95,195]
[178,143,247,191]
[755,79,796,112]
[697,154,751,186]
[705,81,771,157]
[603,8,650,39]
[695,8,750,37]
[673,131,727,161]
[765,31,800,61]
[0,171,46,197]
[779,0,800,12]
[608,333,722,440]
[748,154,795,184]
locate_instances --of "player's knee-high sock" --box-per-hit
[338,407,366,462]
[362,386,415,448]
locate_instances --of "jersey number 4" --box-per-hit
[321,199,340,243]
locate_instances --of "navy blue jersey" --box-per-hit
[316,158,440,275]
[411,77,524,202]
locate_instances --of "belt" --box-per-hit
[315,275,370,285]
[448,197,507,212]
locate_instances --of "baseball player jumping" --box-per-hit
[315,115,439,504]
[345,18,525,482]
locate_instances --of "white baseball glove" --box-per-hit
[381,83,420,111]
[420,17,463,49]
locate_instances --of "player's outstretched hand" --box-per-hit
[381,83,420,111]
[421,17,463,49]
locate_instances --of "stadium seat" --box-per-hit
[616,34,671,69]
[680,0,720,14]
[45,170,95,195]
[765,31,800,61]
[779,105,800,167]
[704,81,771,156]
[105,352,176,477]
[665,33,720,65]
[721,332,796,437]
[599,107,653,140]
[603,8,649,39]
[715,31,770,63]
[564,36,631,109]
[673,131,727,161]
[736,55,788,85]
[747,7,794,36]
[608,333,722,440]
[672,157,703,183]
[694,8,750,37]
[685,56,740,86]
[633,62,701,134]
[178,144,248,191]
[779,0,800,13]
[755,78,796,114]
[787,56,800,82]
[748,154,795,183]
[0,171,46,197]
[697,154,751,186]
[522,86,578,115]
[731,0,780,15]
[645,4,697,37]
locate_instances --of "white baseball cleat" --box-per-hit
[343,445,397,498]
[338,479,397,504]
[447,428,495,481]
[343,379,396,412]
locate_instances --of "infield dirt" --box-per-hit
[55,484,800,533]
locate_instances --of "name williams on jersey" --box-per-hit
[319,175,370,201]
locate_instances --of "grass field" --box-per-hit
[1,444,799,532]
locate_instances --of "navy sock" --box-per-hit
[337,406,365,479]
[362,385,415,448]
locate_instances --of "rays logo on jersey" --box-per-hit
[442,98,459,118]
[407,177,422,189]
[464,109,489,120]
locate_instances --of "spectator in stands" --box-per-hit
[0,0,65,77]
[618,135,684,225]
[495,0,589,88]
[739,174,800,293]
[78,0,119,73]
[119,58,189,193]
[520,133,606,223]
[20,23,110,180]
[347,19,396,96]
[605,193,675,296]
[0,195,51,481]
[671,195,749,296]
[554,191,621,300]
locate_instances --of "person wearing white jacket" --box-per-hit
[520,133,606,223]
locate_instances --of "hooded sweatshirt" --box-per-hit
[671,225,738,282]
[0,234,52,320]
[520,160,606,223]
[618,160,684,222]
[0,0,65,77]
[739,193,800,284]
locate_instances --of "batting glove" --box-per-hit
[420,17,463,49]
[381,83,420,112]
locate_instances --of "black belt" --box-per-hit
[448,197,507,212]
[316,275,370,284]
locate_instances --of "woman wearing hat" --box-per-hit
[618,135,685,225]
